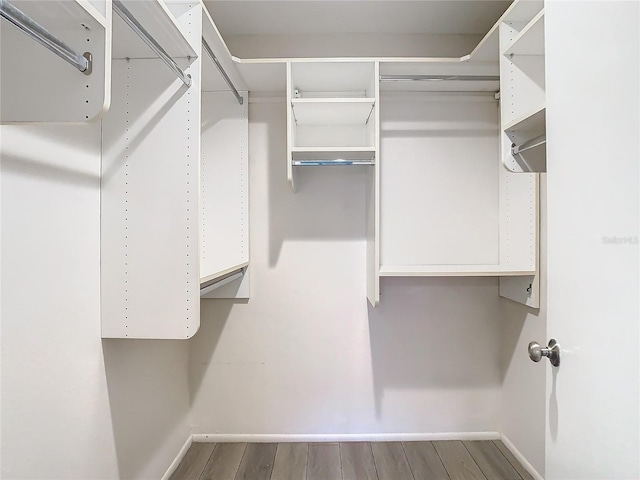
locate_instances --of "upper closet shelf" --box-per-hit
[201,4,247,95]
[291,98,375,125]
[111,0,195,59]
[504,105,545,145]
[503,10,545,56]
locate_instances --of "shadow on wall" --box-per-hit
[102,339,191,479]
[368,276,503,419]
[188,300,238,403]
[261,102,369,267]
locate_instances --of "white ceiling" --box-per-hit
[205,1,512,36]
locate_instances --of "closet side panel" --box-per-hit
[101,57,201,339]
[200,91,249,278]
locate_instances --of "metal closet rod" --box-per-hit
[0,0,92,74]
[380,74,499,82]
[202,38,243,105]
[112,0,191,87]
[512,134,546,156]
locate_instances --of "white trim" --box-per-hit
[191,432,500,443]
[161,435,192,480]
[500,434,544,480]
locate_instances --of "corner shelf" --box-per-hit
[503,10,545,56]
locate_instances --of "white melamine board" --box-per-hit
[291,61,375,95]
[201,266,250,299]
[101,34,201,338]
[366,62,380,306]
[111,0,195,59]
[500,274,539,308]
[0,0,110,123]
[380,94,500,267]
[503,10,545,56]
[292,148,375,162]
[499,23,546,127]
[286,62,294,187]
[379,266,535,276]
[291,99,375,125]
[498,166,538,272]
[467,20,499,63]
[201,5,247,92]
[200,90,249,292]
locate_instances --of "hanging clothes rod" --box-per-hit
[112,0,191,87]
[380,74,499,82]
[511,134,546,156]
[0,0,92,74]
[202,38,243,105]
[200,267,245,296]
[293,160,375,166]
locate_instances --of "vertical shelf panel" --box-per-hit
[101,3,201,339]
[200,90,249,298]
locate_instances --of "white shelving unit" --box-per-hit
[500,1,546,174]
[0,0,111,123]
[497,0,545,307]
[101,0,202,339]
[287,61,378,189]
[200,5,250,300]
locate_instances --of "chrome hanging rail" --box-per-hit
[112,0,191,87]
[379,74,499,82]
[0,0,92,74]
[202,38,243,105]
[511,134,546,156]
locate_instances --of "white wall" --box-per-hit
[0,123,191,479]
[499,176,547,477]
[189,101,505,437]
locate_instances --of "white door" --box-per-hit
[545,1,639,478]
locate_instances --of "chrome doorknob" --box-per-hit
[528,339,560,367]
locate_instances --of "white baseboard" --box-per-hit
[192,431,500,443]
[161,435,193,480]
[500,434,544,480]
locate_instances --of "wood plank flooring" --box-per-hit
[171,440,531,480]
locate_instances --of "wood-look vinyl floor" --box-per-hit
[170,441,534,480]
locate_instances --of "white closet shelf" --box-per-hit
[504,105,546,145]
[502,0,543,24]
[379,265,536,277]
[112,0,195,59]
[200,262,249,286]
[292,147,376,165]
[503,10,545,56]
[291,98,375,125]
[201,5,247,93]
